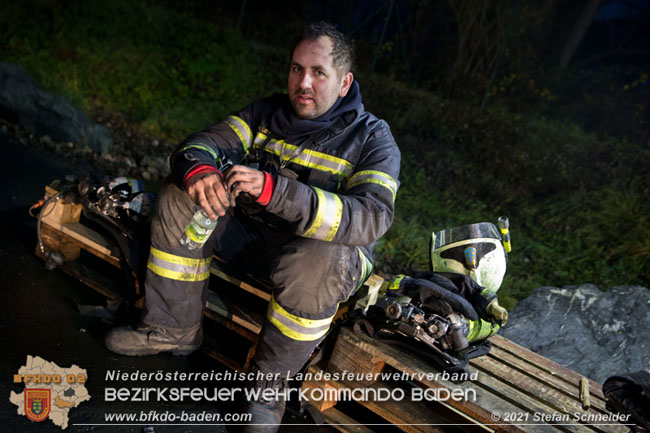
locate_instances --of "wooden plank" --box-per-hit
[302,378,339,412]
[329,335,386,386]
[38,189,83,261]
[41,219,120,267]
[204,347,249,373]
[40,224,81,261]
[202,306,260,372]
[469,369,581,433]
[210,267,271,301]
[469,356,622,433]
[304,366,454,433]
[489,336,605,401]
[205,290,264,335]
[353,383,449,433]
[328,328,526,433]
[58,258,122,301]
[483,347,610,414]
[203,309,258,343]
[320,407,376,433]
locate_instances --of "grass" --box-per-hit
[2,0,285,139]
[362,78,650,309]
[2,0,648,309]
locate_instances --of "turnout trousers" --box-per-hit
[141,179,372,375]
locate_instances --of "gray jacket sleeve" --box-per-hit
[265,122,400,247]
[169,104,258,186]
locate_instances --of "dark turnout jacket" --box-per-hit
[170,86,400,263]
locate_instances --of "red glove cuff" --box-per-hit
[256,171,275,206]
[184,165,222,189]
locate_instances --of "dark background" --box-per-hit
[1,0,649,430]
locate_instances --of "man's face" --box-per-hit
[288,36,353,119]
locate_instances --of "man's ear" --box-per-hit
[339,72,354,97]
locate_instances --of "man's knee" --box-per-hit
[150,177,197,251]
[270,239,360,316]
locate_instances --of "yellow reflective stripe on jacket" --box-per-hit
[177,142,218,161]
[267,295,333,341]
[303,188,342,241]
[346,170,398,201]
[225,115,252,152]
[253,133,354,177]
[356,248,373,290]
[147,247,211,282]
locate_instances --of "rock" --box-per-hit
[0,62,113,154]
[140,155,170,180]
[501,284,650,384]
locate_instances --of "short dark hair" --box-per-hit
[292,21,354,74]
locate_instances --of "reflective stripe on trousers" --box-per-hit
[141,178,216,330]
[254,237,371,375]
[142,178,373,375]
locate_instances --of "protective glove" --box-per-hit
[486,298,508,325]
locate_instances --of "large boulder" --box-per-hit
[0,62,112,153]
[501,284,650,384]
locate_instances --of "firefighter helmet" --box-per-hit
[431,221,508,295]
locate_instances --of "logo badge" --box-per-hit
[25,389,51,422]
[464,246,477,269]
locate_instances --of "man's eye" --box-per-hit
[317,70,325,77]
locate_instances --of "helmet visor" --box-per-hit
[433,222,500,250]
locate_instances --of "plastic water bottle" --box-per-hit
[180,209,217,250]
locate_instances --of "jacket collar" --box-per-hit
[269,81,363,142]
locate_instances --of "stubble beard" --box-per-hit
[291,90,319,119]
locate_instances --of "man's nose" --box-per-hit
[299,72,312,89]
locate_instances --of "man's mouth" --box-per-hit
[296,93,314,104]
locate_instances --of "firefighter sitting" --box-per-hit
[104,21,400,433]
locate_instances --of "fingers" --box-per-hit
[225,165,265,198]
[186,173,232,218]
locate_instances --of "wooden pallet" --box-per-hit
[37,184,266,371]
[35,184,630,433]
[299,327,628,433]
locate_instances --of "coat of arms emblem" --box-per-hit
[25,389,51,422]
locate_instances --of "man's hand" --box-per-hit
[186,172,234,219]
[225,165,266,199]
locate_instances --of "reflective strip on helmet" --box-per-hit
[225,115,252,152]
[267,295,333,341]
[387,274,406,291]
[253,133,354,178]
[177,142,219,161]
[147,247,211,282]
[346,170,397,201]
[303,188,342,241]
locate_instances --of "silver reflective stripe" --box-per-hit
[147,247,212,282]
[149,255,211,275]
[253,133,354,178]
[267,296,333,341]
[225,115,252,152]
[346,170,397,201]
[303,188,343,242]
[178,142,218,161]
